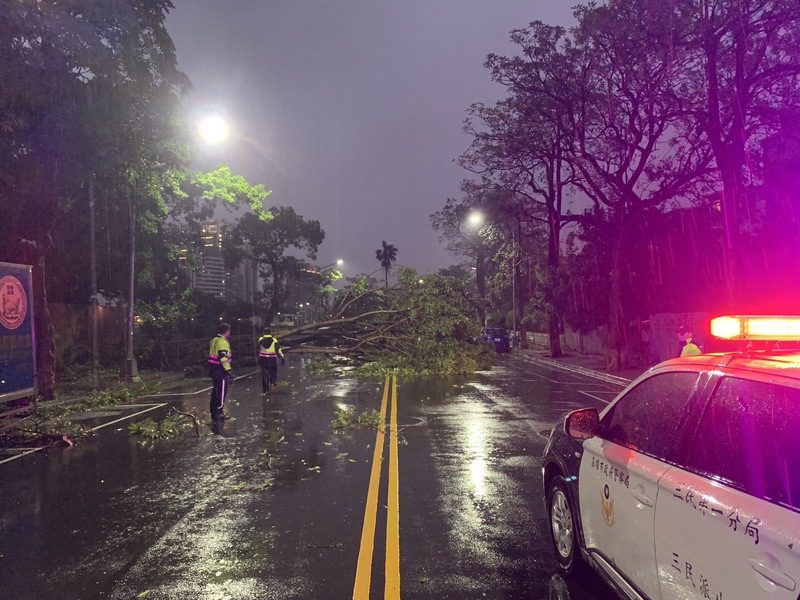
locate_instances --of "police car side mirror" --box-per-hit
[565,408,600,441]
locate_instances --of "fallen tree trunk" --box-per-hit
[265,273,492,375]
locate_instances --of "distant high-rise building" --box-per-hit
[192,221,226,298]
[188,220,262,303]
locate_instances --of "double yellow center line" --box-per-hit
[353,374,400,600]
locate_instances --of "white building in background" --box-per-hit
[189,220,261,303]
[192,221,226,298]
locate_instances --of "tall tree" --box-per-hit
[375,241,398,289]
[673,0,800,297]
[227,207,324,324]
[563,2,711,368]
[0,0,189,396]
[462,27,580,356]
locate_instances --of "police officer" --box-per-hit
[208,322,233,419]
[257,327,285,393]
[680,332,702,358]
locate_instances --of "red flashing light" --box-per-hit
[711,316,800,341]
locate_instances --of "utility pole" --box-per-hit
[122,187,140,382]
[511,224,518,348]
[89,176,99,388]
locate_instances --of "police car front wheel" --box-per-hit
[548,477,580,572]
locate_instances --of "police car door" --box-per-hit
[655,375,800,600]
[579,371,702,600]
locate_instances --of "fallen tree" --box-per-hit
[279,268,494,375]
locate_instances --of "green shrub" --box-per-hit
[128,410,202,440]
[331,407,382,430]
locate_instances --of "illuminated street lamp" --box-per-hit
[198,113,230,146]
[320,259,345,271]
[467,210,485,229]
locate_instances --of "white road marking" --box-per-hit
[520,354,632,387]
[138,369,258,398]
[578,390,612,404]
[0,402,171,466]
[0,447,46,466]
[523,367,617,387]
[521,373,579,384]
[89,403,168,432]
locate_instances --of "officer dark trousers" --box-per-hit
[259,357,278,392]
[209,367,229,418]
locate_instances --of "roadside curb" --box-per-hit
[525,354,634,387]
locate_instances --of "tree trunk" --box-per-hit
[548,312,561,358]
[607,216,627,371]
[89,176,98,387]
[475,252,487,326]
[719,161,741,302]
[516,259,528,350]
[265,262,287,325]
[701,15,745,303]
[547,213,562,358]
[12,240,56,399]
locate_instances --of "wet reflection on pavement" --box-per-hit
[0,355,621,599]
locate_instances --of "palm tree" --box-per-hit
[375,241,398,289]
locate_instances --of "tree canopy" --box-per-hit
[443,0,800,368]
[226,207,325,324]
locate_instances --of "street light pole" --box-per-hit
[511,224,517,348]
[122,186,140,382]
[89,175,99,388]
[466,211,487,326]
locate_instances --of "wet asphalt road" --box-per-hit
[0,355,624,600]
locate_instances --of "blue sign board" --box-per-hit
[0,262,37,402]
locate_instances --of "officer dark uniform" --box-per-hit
[208,322,233,419]
[257,328,285,393]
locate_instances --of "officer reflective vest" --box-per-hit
[208,334,232,371]
[258,335,284,359]
[681,341,702,358]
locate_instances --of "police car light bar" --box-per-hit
[710,316,800,341]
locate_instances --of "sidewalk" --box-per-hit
[519,345,652,385]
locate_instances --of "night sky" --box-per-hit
[167,1,574,276]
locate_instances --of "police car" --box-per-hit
[542,316,800,600]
